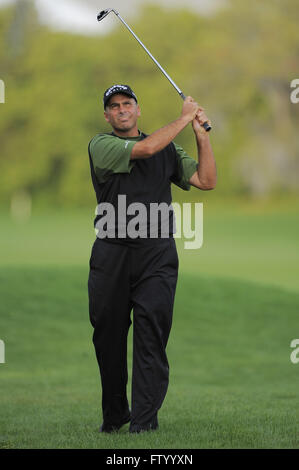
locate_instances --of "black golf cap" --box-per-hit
[103,84,138,108]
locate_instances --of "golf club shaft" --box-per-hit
[114,11,185,100]
[99,10,211,131]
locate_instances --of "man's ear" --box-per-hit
[136,105,141,117]
[104,111,110,123]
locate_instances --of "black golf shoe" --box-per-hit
[99,413,131,433]
[129,415,158,434]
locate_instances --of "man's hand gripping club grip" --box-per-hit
[180,92,212,132]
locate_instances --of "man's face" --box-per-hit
[104,94,140,133]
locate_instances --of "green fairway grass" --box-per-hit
[1,203,299,448]
[0,266,299,449]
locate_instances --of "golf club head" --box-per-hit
[97,9,113,22]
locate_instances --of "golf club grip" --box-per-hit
[180,92,212,132]
[203,121,212,132]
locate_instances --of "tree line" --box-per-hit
[0,0,298,208]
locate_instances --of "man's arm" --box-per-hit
[189,109,217,190]
[131,96,199,159]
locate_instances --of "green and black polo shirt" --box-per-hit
[88,131,198,241]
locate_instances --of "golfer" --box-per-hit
[87,84,216,433]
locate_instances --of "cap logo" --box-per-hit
[105,85,132,98]
[103,84,137,107]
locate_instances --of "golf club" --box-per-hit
[97,8,212,132]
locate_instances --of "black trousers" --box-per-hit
[87,237,178,431]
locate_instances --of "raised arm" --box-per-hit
[188,108,217,190]
[131,97,200,159]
